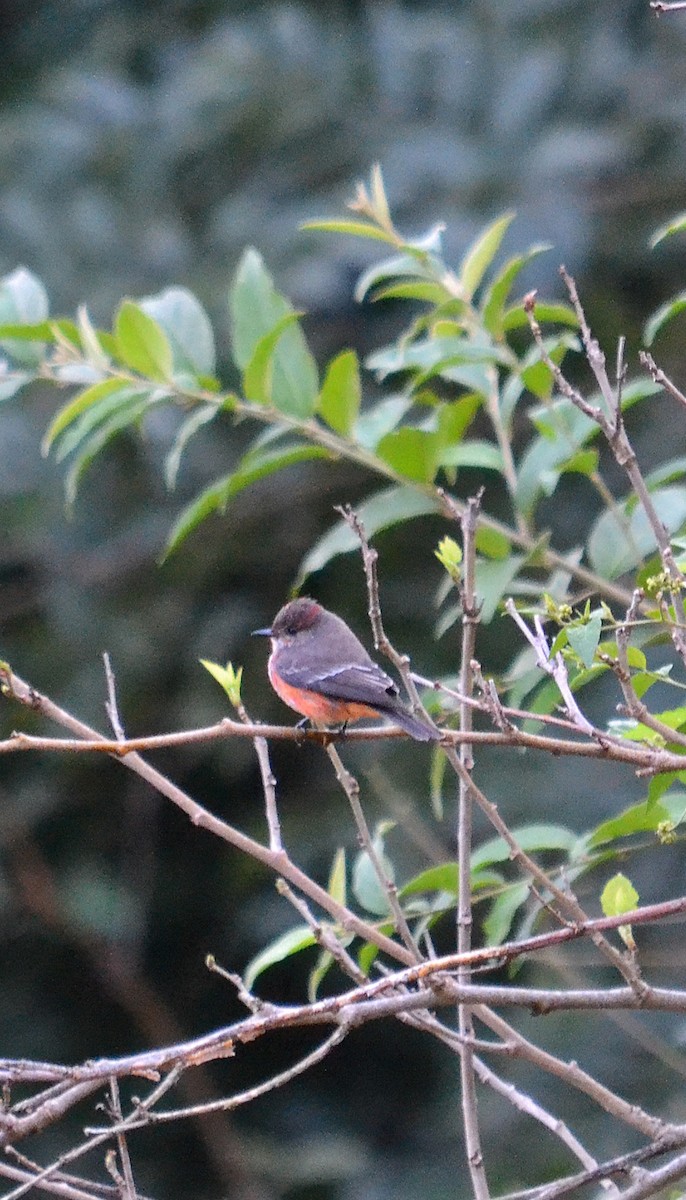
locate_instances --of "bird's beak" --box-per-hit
[251,626,273,637]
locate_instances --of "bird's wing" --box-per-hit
[276,660,400,708]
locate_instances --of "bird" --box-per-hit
[253,597,440,741]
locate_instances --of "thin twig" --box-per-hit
[457,491,490,1200]
[326,740,422,959]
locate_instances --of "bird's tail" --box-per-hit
[384,705,441,742]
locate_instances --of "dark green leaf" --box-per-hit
[503,302,578,331]
[371,281,451,304]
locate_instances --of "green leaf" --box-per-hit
[483,881,530,946]
[376,427,439,483]
[649,212,686,248]
[301,218,397,244]
[371,281,450,304]
[480,244,552,336]
[308,950,335,1001]
[399,863,458,899]
[566,612,602,669]
[164,403,221,490]
[352,825,395,918]
[0,320,58,342]
[229,247,286,369]
[586,800,671,849]
[438,440,504,473]
[517,379,660,518]
[242,312,303,405]
[164,442,330,557]
[295,485,439,586]
[436,393,482,444]
[41,378,125,455]
[318,350,361,435]
[600,873,639,918]
[64,395,153,505]
[588,486,686,579]
[327,848,347,907]
[644,292,686,345]
[472,825,576,871]
[200,659,243,708]
[354,254,430,304]
[230,250,319,417]
[475,553,527,624]
[0,368,33,402]
[243,926,317,989]
[458,212,516,301]
[367,336,508,381]
[503,301,579,332]
[115,301,173,381]
[0,267,49,365]
[475,527,511,559]
[354,395,412,450]
[230,250,318,419]
[54,385,153,463]
[430,741,448,819]
[139,287,216,376]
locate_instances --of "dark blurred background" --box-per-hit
[2,2,686,1198]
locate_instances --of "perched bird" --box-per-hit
[253,597,439,741]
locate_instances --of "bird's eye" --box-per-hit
[286,625,298,636]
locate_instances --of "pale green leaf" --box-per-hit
[600,873,639,918]
[301,218,397,244]
[483,881,530,946]
[42,378,125,455]
[115,301,173,381]
[644,292,686,346]
[318,350,361,435]
[458,212,516,301]
[139,286,216,376]
[244,926,317,989]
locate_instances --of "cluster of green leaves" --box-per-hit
[244,790,686,993]
[2,170,683,620]
[4,171,686,979]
